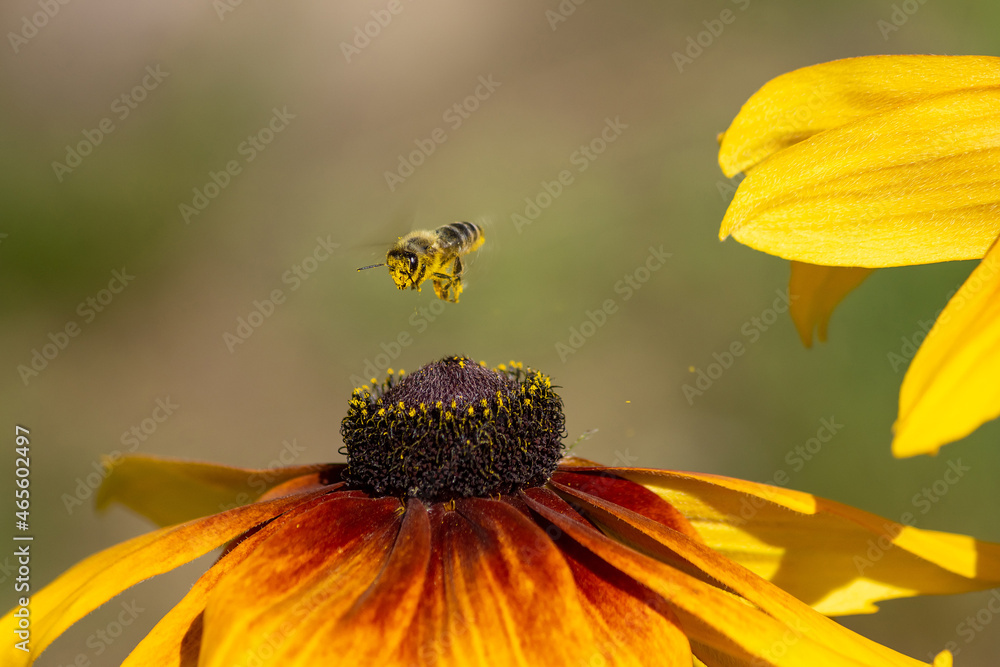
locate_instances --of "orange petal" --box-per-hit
[120,485,345,667]
[394,498,602,667]
[893,238,1000,456]
[304,497,433,666]
[719,55,1000,177]
[0,489,325,666]
[550,479,928,667]
[524,488,920,666]
[96,454,328,526]
[608,468,1000,615]
[788,262,874,346]
[197,495,404,667]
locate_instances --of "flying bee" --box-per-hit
[357,221,485,303]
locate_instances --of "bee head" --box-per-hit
[386,249,420,289]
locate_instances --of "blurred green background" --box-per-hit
[3,0,1000,664]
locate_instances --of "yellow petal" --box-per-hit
[719,55,1000,177]
[96,454,327,526]
[893,238,1000,455]
[789,262,873,346]
[606,468,1000,616]
[523,488,923,667]
[550,480,931,667]
[720,88,1000,267]
[0,490,322,666]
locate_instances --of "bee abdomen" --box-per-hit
[436,221,483,251]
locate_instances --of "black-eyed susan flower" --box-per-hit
[717,55,1000,457]
[7,356,1000,666]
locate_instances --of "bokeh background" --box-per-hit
[3,0,1000,664]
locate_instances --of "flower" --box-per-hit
[717,55,1000,457]
[6,356,1000,666]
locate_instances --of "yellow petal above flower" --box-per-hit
[893,238,1000,456]
[719,55,1000,177]
[718,55,1000,456]
[789,262,873,346]
[719,56,1000,268]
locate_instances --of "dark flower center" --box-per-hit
[340,356,565,501]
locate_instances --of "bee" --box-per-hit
[358,221,485,303]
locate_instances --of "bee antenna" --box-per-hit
[357,262,386,272]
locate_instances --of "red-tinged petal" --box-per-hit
[607,468,1000,615]
[550,479,925,667]
[551,469,702,541]
[197,495,404,667]
[257,469,343,502]
[893,239,1000,456]
[400,498,601,666]
[0,490,325,666]
[522,488,925,667]
[271,498,432,666]
[788,262,874,346]
[517,490,692,666]
[96,454,330,526]
[718,55,1000,177]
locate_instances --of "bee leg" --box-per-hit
[431,272,461,303]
